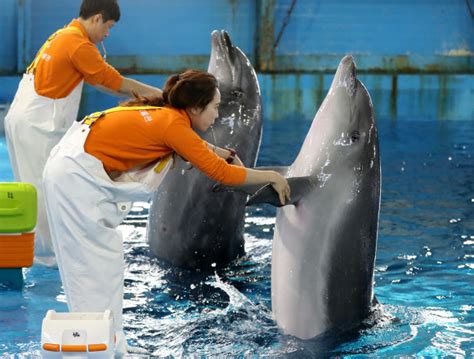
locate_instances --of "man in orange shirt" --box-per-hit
[43,70,290,354]
[4,0,161,267]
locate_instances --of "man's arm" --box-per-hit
[95,77,162,98]
[118,77,162,97]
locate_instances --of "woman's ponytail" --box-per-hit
[120,91,165,107]
[162,74,181,106]
[163,70,218,110]
[120,70,217,110]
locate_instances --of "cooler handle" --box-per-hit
[0,208,22,216]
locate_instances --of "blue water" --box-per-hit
[0,117,473,357]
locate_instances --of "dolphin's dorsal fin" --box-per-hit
[247,176,316,207]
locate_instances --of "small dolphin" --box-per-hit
[147,30,263,269]
[216,55,381,339]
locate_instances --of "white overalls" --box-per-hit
[4,27,84,267]
[43,108,173,354]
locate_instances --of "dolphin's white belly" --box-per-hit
[268,55,380,341]
[272,183,345,339]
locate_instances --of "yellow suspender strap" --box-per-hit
[81,106,162,126]
[149,107,174,169]
[153,153,173,174]
[26,26,84,74]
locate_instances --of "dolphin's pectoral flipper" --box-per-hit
[253,166,290,177]
[247,176,316,207]
[212,182,263,196]
[212,166,291,195]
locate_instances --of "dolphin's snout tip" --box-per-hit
[211,30,221,44]
[339,54,357,77]
[211,29,232,51]
[341,54,355,65]
[210,29,227,38]
[211,30,225,46]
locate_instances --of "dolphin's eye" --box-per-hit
[350,131,360,143]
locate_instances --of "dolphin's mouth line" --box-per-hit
[221,31,237,68]
[212,30,238,82]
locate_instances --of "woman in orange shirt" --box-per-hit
[4,0,162,267]
[43,70,290,354]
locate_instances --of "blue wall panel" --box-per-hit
[25,0,256,73]
[1,72,472,121]
[112,0,255,55]
[107,0,256,72]
[0,0,18,74]
[0,1,471,122]
[30,0,79,50]
[396,74,474,120]
[0,76,20,104]
[266,0,474,72]
[4,0,473,74]
[274,0,473,55]
[258,70,473,121]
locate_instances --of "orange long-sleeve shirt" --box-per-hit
[30,19,123,99]
[84,106,247,186]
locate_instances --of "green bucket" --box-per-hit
[0,182,37,233]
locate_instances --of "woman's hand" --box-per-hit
[269,171,291,205]
[231,155,244,167]
[242,168,291,206]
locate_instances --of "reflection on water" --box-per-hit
[0,118,473,356]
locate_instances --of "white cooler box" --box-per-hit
[41,310,115,358]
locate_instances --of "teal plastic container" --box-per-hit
[0,182,37,233]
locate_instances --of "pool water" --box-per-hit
[0,116,473,357]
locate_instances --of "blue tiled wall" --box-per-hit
[1,0,472,74]
[273,0,472,56]
[0,0,472,121]
[1,0,257,73]
[0,0,17,74]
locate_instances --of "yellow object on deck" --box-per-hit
[0,182,36,270]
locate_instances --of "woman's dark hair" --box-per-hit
[121,70,218,110]
[79,0,121,22]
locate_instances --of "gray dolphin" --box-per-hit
[216,55,380,339]
[147,30,263,269]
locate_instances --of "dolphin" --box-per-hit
[216,55,380,339]
[147,30,263,269]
